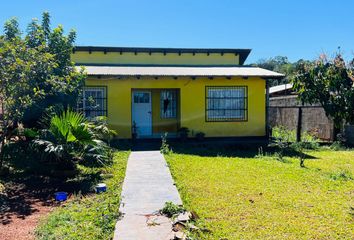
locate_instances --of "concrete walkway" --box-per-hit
[114,151,182,240]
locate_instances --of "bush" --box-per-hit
[195,132,205,141]
[271,126,293,162]
[177,127,189,141]
[86,116,117,146]
[271,126,319,166]
[330,141,347,151]
[32,109,114,168]
[329,169,353,181]
[300,131,320,150]
[272,126,319,150]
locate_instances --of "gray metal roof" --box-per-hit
[269,83,293,94]
[81,66,285,79]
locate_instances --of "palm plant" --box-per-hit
[86,116,117,145]
[33,109,113,168]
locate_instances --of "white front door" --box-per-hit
[132,91,152,137]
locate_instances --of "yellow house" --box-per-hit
[72,46,284,139]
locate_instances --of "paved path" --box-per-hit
[114,151,182,240]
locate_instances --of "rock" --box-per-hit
[176,212,190,222]
[174,231,186,240]
[172,222,186,232]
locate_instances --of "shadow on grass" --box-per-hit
[0,141,107,225]
[169,142,318,160]
[110,138,319,160]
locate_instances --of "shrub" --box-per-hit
[177,127,190,141]
[86,116,117,146]
[300,131,320,150]
[195,132,205,141]
[272,126,320,165]
[329,169,353,181]
[32,109,114,168]
[271,126,293,162]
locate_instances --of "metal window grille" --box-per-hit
[82,87,107,119]
[206,86,248,122]
[160,90,177,119]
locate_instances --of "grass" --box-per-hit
[166,147,354,240]
[35,151,129,240]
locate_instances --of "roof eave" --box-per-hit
[73,46,251,65]
[86,74,285,79]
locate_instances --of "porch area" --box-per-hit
[132,89,180,139]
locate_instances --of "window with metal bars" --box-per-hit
[206,86,247,122]
[82,87,107,119]
[160,90,177,118]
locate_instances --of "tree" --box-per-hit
[0,12,86,167]
[291,53,354,139]
[253,56,298,86]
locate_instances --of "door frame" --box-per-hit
[131,90,152,137]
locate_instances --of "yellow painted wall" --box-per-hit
[85,76,266,139]
[72,51,239,66]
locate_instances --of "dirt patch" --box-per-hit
[0,175,63,240]
[0,141,106,240]
[0,198,53,240]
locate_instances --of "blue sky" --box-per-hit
[1,0,353,63]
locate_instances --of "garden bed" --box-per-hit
[0,140,129,240]
[35,151,129,240]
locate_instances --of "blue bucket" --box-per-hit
[54,192,68,202]
[96,183,107,193]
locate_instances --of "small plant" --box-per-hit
[160,132,172,155]
[330,141,346,151]
[272,126,296,142]
[301,131,320,150]
[329,169,353,181]
[255,146,264,158]
[272,126,293,162]
[195,132,205,141]
[161,201,185,218]
[177,127,190,141]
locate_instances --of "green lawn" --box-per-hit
[35,151,129,240]
[166,148,354,240]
